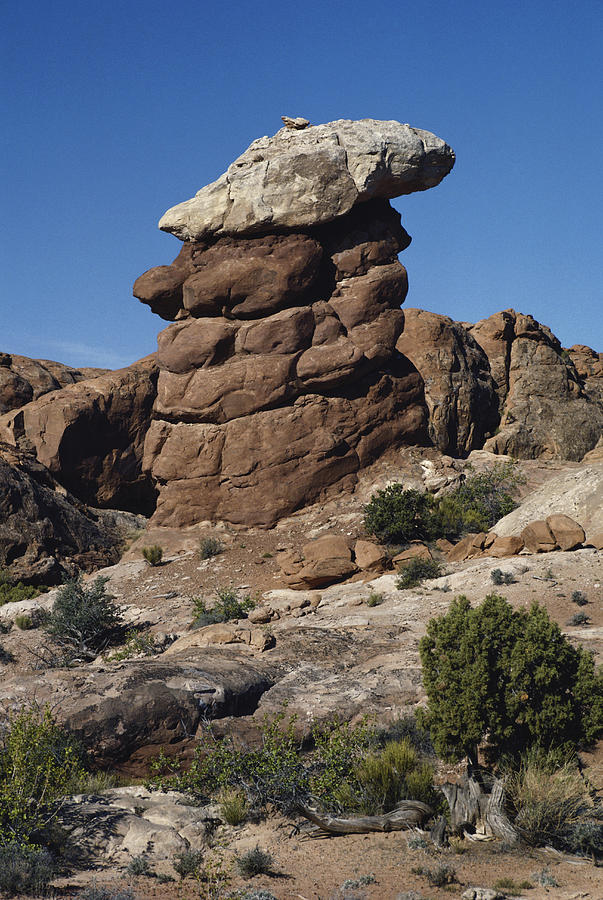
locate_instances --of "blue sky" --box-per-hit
[3,0,602,369]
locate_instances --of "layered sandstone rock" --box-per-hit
[137,119,455,528]
[396,309,498,455]
[0,352,106,415]
[469,310,603,460]
[0,356,158,513]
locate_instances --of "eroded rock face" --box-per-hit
[140,200,429,527]
[0,443,138,582]
[469,310,603,460]
[0,356,158,513]
[158,119,455,241]
[396,309,498,455]
[0,352,106,415]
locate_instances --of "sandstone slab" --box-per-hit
[159,119,454,240]
[545,513,585,551]
[521,520,558,553]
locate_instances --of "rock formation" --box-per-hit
[0,443,141,583]
[136,119,455,527]
[396,309,498,455]
[468,310,603,460]
[0,356,158,514]
[0,352,106,415]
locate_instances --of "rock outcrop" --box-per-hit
[136,119,455,528]
[158,118,455,241]
[0,356,158,514]
[468,310,603,460]
[0,443,141,582]
[0,352,106,415]
[396,309,498,455]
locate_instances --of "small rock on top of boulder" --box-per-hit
[158,118,455,241]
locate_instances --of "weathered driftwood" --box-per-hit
[296,800,433,834]
[440,773,518,844]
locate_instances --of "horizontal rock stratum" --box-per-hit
[158,118,455,241]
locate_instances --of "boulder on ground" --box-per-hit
[521,520,558,553]
[488,535,524,558]
[354,539,388,572]
[545,513,585,551]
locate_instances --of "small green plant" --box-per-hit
[235,846,274,878]
[142,544,163,566]
[199,537,224,560]
[396,557,442,589]
[219,788,247,825]
[412,863,456,886]
[0,704,85,844]
[173,848,204,879]
[75,888,135,900]
[14,614,34,630]
[261,552,273,559]
[127,853,153,876]
[490,568,517,585]
[365,592,384,607]
[567,611,590,626]
[108,629,157,662]
[229,891,278,900]
[493,876,533,892]
[407,833,429,850]
[341,874,377,889]
[571,590,588,606]
[530,868,559,888]
[364,485,439,544]
[0,570,40,606]
[44,575,123,661]
[0,844,55,897]
[192,587,255,628]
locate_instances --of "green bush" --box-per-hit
[0,704,84,845]
[568,611,590,626]
[366,592,384,607]
[151,713,436,818]
[219,787,247,825]
[75,888,135,900]
[419,594,603,764]
[235,846,274,878]
[364,463,522,545]
[192,587,255,628]
[199,537,224,560]
[44,575,123,661]
[490,568,516,585]
[142,545,163,566]
[364,486,439,544]
[571,590,588,606]
[127,853,153,876]
[0,843,55,897]
[173,848,204,879]
[396,557,442,589]
[0,570,40,606]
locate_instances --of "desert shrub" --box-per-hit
[530,868,559,887]
[562,820,603,859]
[571,590,588,606]
[127,853,153,876]
[364,486,440,544]
[0,570,40,606]
[235,846,273,878]
[493,877,533,892]
[0,843,55,897]
[567,611,590,626]
[192,587,255,628]
[406,833,429,849]
[142,544,163,566]
[151,713,436,820]
[490,568,516,585]
[365,592,384,607]
[333,739,436,815]
[0,644,15,664]
[44,575,123,661]
[341,874,376,889]
[419,594,603,764]
[173,848,204,879]
[412,863,456,886]
[396,557,442,589]
[377,715,434,756]
[0,704,84,845]
[219,787,247,825]
[199,537,224,560]
[504,749,596,849]
[75,887,135,900]
[108,629,157,662]
[14,613,34,630]
[229,891,278,900]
